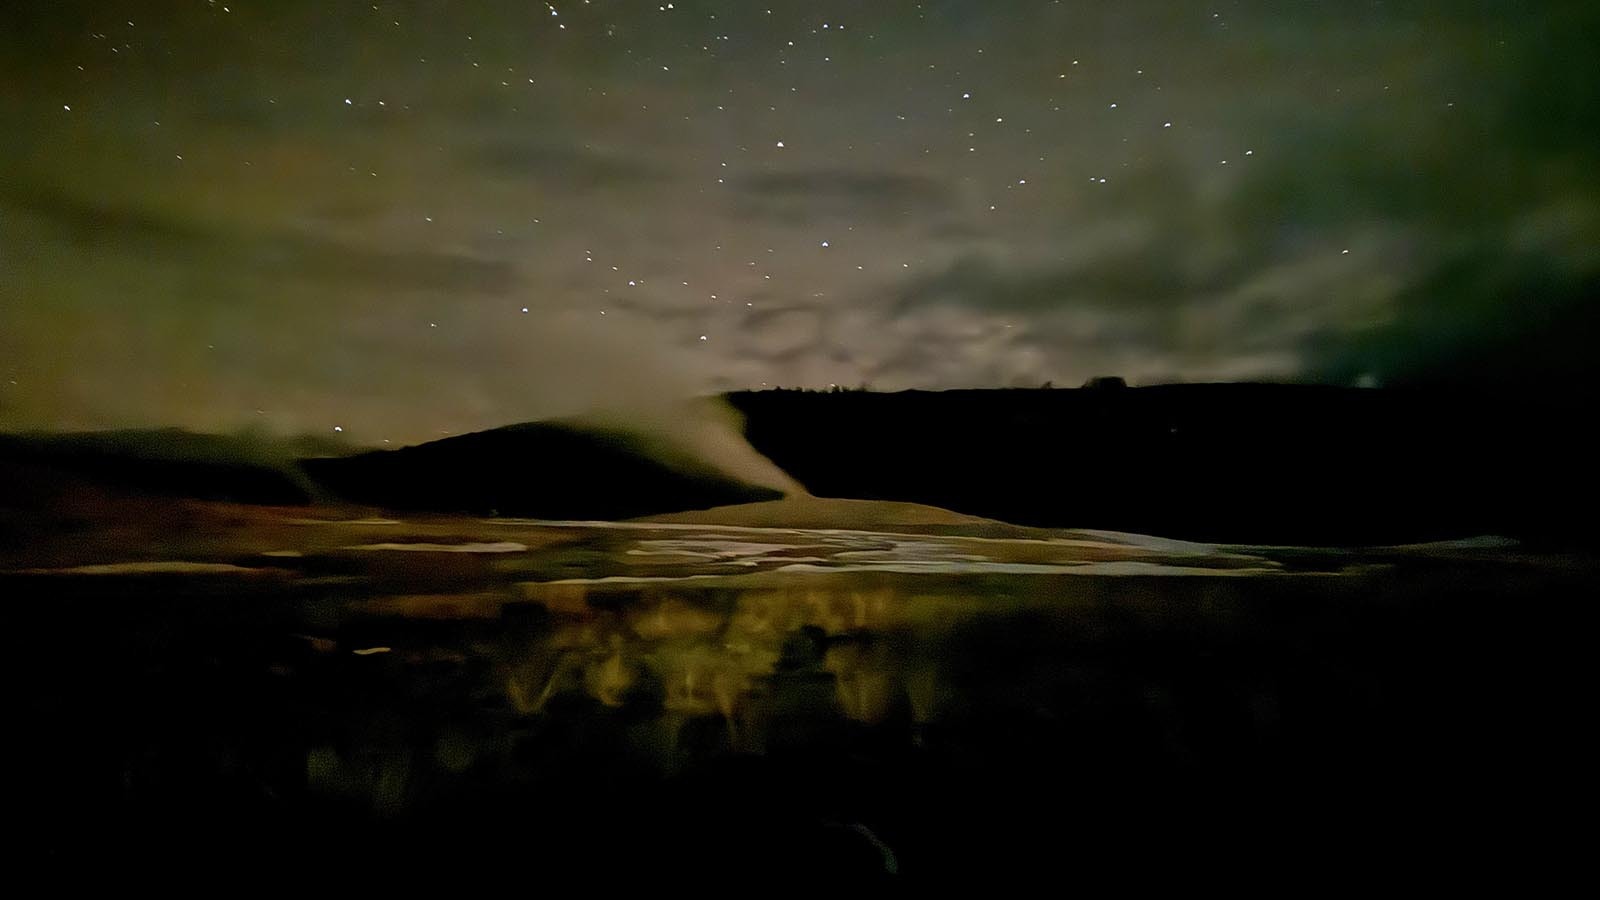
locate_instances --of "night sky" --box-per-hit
[3,1,1597,444]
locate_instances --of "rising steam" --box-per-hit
[580,395,804,496]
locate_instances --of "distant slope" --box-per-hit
[299,420,782,519]
[637,495,1006,532]
[726,384,1597,545]
[0,429,337,506]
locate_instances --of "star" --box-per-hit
[2,0,1581,441]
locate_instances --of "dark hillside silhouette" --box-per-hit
[0,430,322,506]
[299,420,780,519]
[727,384,1595,545]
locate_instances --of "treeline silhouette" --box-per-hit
[727,383,1595,546]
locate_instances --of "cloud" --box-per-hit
[891,245,1244,315]
[1306,227,1600,389]
[731,169,955,224]
[468,140,666,188]
[738,307,825,360]
[5,187,516,295]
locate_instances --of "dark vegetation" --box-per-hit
[9,560,1582,887]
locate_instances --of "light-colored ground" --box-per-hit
[637,495,1004,530]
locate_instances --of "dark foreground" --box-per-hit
[7,514,1587,887]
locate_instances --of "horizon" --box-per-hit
[2,375,1571,450]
